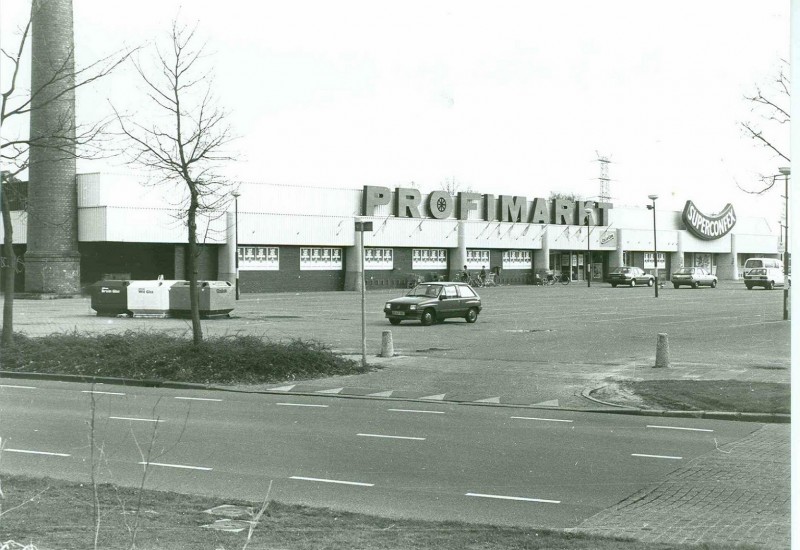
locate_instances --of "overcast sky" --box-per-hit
[1,1,791,224]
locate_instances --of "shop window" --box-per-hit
[466,249,490,270]
[502,249,532,270]
[365,247,394,270]
[412,248,447,270]
[644,252,666,269]
[239,246,280,271]
[300,247,343,270]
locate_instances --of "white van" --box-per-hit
[743,257,785,290]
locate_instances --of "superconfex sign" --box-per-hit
[681,201,736,240]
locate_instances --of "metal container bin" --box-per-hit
[127,280,182,318]
[169,280,235,318]
[90,280,130,316]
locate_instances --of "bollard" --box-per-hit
[654,333,670,368]
[380,330,394,358]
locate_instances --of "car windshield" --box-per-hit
[610,268,630,274]
[407,284,441,297]
[675,268,694,274]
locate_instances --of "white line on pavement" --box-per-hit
[646,425,713,432]
[466,492,560,504]
[82,390,125,396]
[0,384,37,390]
[631,453,683,460]
[109,416,164,423]
[139,462,212,471]
[387,408,445,414]
[357,433,426,441]
[290,476,374,487]
[276,403,329,408]
[511,416,573,423]
[174,396,223,402]
[5,448,71,457]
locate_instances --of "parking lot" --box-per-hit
[8,281,790,408]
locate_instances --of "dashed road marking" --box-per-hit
[367,391,394,397]
[269,385,296,392]
[388,408,445,414]
[315,387,344,394]
[466,492,560,504]
[420,394,446,400]
[82,390,125,396]
[276,403,329,408]
[357,433,426,441]
[5,448,71,457]
[475,397,500,404]
[511,416,573,423]
[174,396,223,402]
[647,425,713,432]
[290,476,373,487]
[631,453,683,460]
[139,462,212,471]
[109,416,164,423]
[532,399,559,407]
[0,384,37,390]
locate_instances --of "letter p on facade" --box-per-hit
[362,185,391,216]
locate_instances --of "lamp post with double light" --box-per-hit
[231,191,240,300]
[585,207,593,287]
[779,167,790,320]
[646,195,659,298]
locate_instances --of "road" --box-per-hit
[1,379,762,529]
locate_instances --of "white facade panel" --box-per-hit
[239,213,353,246]
[102,207,225,244]
[238,182,361,217]
[619,229,680,252]
[366,216,459,248]
[77,207,107,241]
[78,172,189,209]
[679,232,732,253]
[465,221,545,248]
[0,211,27,243]
[733,233,780,254]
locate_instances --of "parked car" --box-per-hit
[384,282,482,326]
[744,267,786,290]
[671,267,717,289]
[606,266,655,287]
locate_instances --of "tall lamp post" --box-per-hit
[585,207,593,287]
[779,167,790,320]
[646,194,659,298]
[231,191,240,300]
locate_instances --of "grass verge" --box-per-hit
[0,331,370,384]
[621,380,790,414]
[0,474,758,550]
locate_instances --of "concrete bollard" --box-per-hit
[654,333,670,368]
[380,330,394,358]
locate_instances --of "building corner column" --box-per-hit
[218,211,236,286]
[344,228,363,291]
[449,221,467,280]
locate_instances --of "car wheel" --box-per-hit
[647,278,654,287]
[389,318,401,325]
[630,279,636,287]
[673,284,680,289]
[611,283,617,288]
[710,280,717,288]
[766,281,774,290]
[420,309,435,326]
[465,308,478,323]
[745,284,753,290]
[692,281,700,289]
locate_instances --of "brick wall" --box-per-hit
[240,246,344,293]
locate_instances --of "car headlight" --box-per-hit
[409,305,417,310]
[385,302,391,309]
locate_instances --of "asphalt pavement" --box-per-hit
[1,281,792,548]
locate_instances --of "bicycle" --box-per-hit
[559,272,571,285]
[467,275,484,288]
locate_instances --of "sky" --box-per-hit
[0,0,791,225]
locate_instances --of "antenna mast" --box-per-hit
[596,153,611,203]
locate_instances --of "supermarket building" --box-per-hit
[2,172,781,293]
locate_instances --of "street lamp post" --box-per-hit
[585,207,593,287]
[647,195,659,298]
[231,191,240,300]
[779,167,790,321]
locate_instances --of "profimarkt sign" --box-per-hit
[681,200,736,240]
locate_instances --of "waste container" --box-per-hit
[90,280,131,316]
[169,280,235,318]
[127,280,183,317]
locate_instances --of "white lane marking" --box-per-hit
[82,390,125,396]
[647,425,713,433]
[532,399,560,407]
[388,408,445,414]
[0,384,37,390]
[276,403,329,408]
[109,416,164,423]
[174,396,223,402]
[466,492,560,504]
[367,390,394,397]
[511,416,573,423]
[5,448,71,457]
[419,394,446,400]
[357,433,426,441]
[315,387,344,394]
[475,396,500,403]
[270,385,296,392]
[139,462,212,471]
[631,453,683,460]
[290,476,373,487]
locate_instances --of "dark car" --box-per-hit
[606,266,655,287]
[672,266,717,289]
[384,282,482,326]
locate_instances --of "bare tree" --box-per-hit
[739,59,790,194]
[0,3,133,346]
[440,176,471,195]
[114,20,235,345]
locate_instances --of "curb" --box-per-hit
[1,371,790,423]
